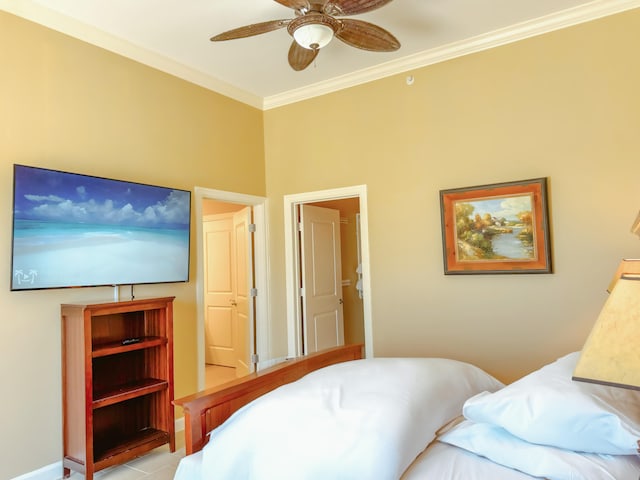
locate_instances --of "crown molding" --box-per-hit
[0,0,264,109]
[262,0,640,110]
[2,0,638,111]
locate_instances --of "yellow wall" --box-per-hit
[0,11,265,479]
[3,5,640,478]
[263,9,640,380]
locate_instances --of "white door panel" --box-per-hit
[203,209,255,374]
[205,305,235,366]
[233,207,254,377]
[313,311,342,351]
[300,204,344,354]
[204,216,235,366]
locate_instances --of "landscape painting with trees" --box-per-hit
[454,195,535,261]
[440,178,552,274]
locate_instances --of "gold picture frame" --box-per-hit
[440,178,552,274]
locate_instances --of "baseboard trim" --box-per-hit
[258,356,289,370]
[175,415,185,433]
[11,462,61,480]
[12,418,186,480]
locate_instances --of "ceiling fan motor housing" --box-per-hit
[288,14,341,50]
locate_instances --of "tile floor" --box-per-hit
[60,365,236,479]
[62,431,185,480]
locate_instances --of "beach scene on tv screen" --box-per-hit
[11,166,191,290]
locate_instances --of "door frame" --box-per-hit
[194,186,269,390]
[284,185,373,359]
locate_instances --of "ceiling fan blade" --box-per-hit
[335,19,400,51]
[324,0,393,16]
[288,41,319,71]
[273,0,311,11]
[211,19,291,41]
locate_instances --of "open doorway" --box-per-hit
[194,187,269,390]
[284,185,373,359]
[306,198,365,350]
[202,202,252,388]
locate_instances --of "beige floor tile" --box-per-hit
[138,464,179,480]
[126,449,181,474]
[62,437,185,479]
[95,466,149,479]
[65,465,146,480]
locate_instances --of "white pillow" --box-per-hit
[463,352,640,455]
[439,420,640,480]
[201,357,503,480]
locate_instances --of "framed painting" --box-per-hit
[440,177,552,274]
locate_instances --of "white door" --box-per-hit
[300,204,345,354]
[203,215,236,367]
[233,207,254,376]
[203,209,255,374]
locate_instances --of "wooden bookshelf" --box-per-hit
[61,297,175,480]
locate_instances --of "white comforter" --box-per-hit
[175,440,541,480]
[174,354,640,480]
[191,357,503,480]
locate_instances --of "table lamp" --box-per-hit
[632,210,640,239]
[573,259,640,391]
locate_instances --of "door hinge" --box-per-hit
[248,223,256,233]
[300,287,305,297]
[250,288,258,297]
[251,354,259,364]
[297,222,303,232]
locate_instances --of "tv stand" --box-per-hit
[61,297,175,479]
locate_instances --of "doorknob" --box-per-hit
[339,298,343,304]
[229,299,237,306]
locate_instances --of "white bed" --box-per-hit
[175,440,542,480]
[173,345,640,480]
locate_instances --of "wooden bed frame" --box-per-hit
[173,344,364,455]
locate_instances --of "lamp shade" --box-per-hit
[573,268,640,390]
[632,210,640,239]
[293,23,334,50]
[607,258,640,292]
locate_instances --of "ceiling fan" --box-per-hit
[210,0,400,71]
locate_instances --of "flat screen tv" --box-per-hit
[11,164,191,291]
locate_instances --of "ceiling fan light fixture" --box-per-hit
[288,14,340,50]
[293,23,334,50]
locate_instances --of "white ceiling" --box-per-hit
[2,0,638,109]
